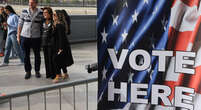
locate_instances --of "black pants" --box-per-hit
[21,37,41,73]
[55,66,67,75]
[43,46,56,77]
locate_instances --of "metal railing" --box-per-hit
[0,77,97,110]
[3,0,97,7]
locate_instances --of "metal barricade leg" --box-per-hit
[44,91,47,110]
[86,82,88,110]
[73,86,76,110]
[27,94,30,110]
[9,98,12,110]
[59,88,62,110]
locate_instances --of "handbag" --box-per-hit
[54,51,66,67]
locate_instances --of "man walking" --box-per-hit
[17,0,43,79]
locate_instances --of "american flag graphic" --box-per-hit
[98,0,201,110]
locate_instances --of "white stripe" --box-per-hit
[186,43,193,51]
[194,93,201,110]
[194,47,201,67]
[165,57,180,81]
[170,0,201,32]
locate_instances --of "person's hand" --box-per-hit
[3,22,7,30]
[3,22,7,27]
[17,35,20,44]
[58,49,63,54]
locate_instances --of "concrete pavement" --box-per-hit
[0,42,98,110]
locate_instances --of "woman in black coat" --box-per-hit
[42,7,56,79]
[52,10,74,83]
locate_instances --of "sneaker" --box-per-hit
[62,73,69,80]
[35,72,41,78]
[0,53,4,57]
[0,63,8,67]
[0,93,8,104]
[25,72,31,79]
[53,75,62,83]
[0,93,6,96]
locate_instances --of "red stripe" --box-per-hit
[165,12,201,101]
[180,0,200,7]
[174,31,194,51]
[165,9,201,102]
[167,27,178,50]
[171,0,177,8]
[164,81,180,101]
[183,15,201,93]
[172,0,200,8]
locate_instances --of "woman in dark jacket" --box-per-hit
[42,7,56,79]
[52,10,74,83]
[0,6,7,57]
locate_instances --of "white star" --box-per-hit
[101,28,108,43]
[143,26,146,31]
[152,7,158,15]
[102,66,107,80]
[132,10,139,23]
[152,43,155,49]
[163,26,167,31]
[147,65,152,73]
[112,15,119,25]
[144,0,149,4]
[122,30,128,42]
[149,70,154,80]
[109,72,115,81]
[123,0,128,7]
[151,34,155,48]
[131,41,135,47]
[98,92,104,103]
[114,47,118,54]
[161,17,168,31]
[128,72,134,83]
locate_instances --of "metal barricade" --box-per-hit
[0,77,97,110]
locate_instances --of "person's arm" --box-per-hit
[57,24,65,54]
[7,15,18,30]
[17,10,25,44]
[17,25,22,44]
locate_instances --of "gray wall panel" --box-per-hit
[68,15,97,43]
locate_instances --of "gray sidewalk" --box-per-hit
[0,42,97,110]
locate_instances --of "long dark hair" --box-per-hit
[43,7,53,21]
[0,7,7,22]
[5,5,16,14]
[54,10,68,33]
[61,10,71,35]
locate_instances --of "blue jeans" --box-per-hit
[3,33,24,63]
